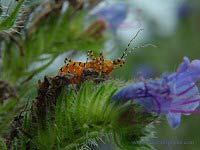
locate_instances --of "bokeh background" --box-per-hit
[107,0,200,150]
[0,0,200,149]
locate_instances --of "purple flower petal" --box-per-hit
[170,109,200,114]
[112,82,146,102]
[172,95,200,115]
[112,57,200,128]
[189,59,200,74]
[177,56,190,73]
[93,3,128,32]
[167,112,181,129]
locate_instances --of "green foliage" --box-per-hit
[0,99,18,131]
[0,1,157,150]
[0,138,7,150]
[0,1,107,144]
[0,0,24,31]
[2,5,105,83]
[11,81,156,150]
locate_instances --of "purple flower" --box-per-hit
[132,64,158,79]
[90,2,128,32]
[178,2,192,20]
[113,57,200,128]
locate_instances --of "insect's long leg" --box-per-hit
[99,51,104,76]
[113,58,124,69]
[84,50,90,69]
[64,58,73,73]
[88,50,96,61]
[64,58,72,64]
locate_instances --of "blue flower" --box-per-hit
[132,64,158,79]
[90,2,128,32]
[113,57,200,128]
[178,2,192,20]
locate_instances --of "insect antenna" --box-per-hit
[121,29,157,59]
[121,28,144,60]
[132,43,157,51]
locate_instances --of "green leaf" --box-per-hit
[0,0,24,30]
[0,139,7,150]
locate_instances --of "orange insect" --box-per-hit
[57,29,145,84]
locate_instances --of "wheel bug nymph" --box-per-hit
[58,29,153,84]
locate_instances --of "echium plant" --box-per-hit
[4,56,200,150]
[4,73,156,150]
[113,57,200,129]
[0,0,108,136]
[1,1,200,150]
